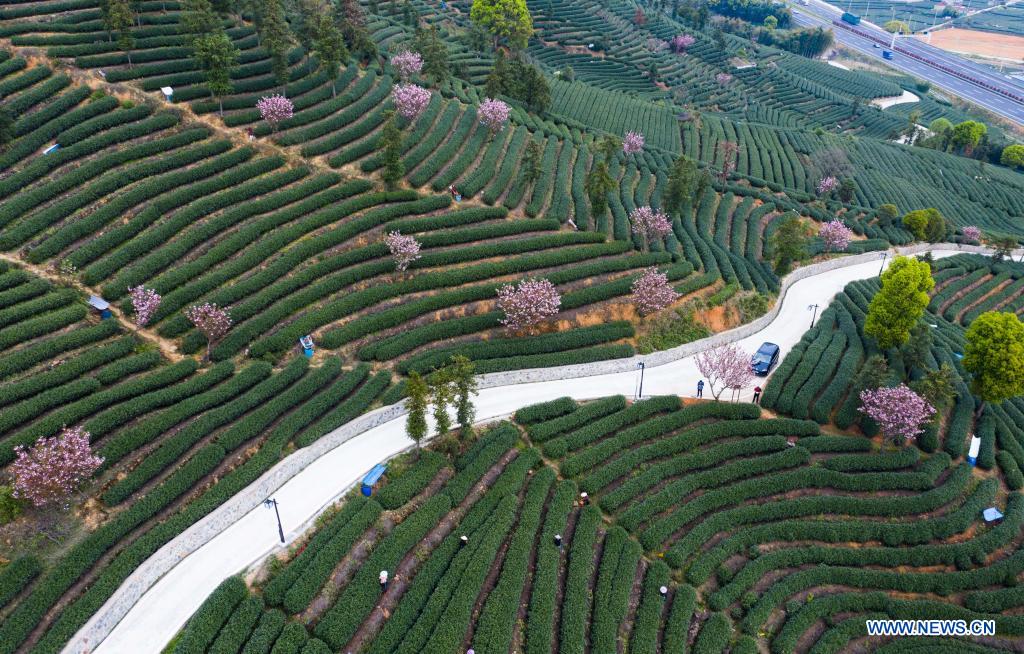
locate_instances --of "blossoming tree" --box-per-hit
[186,303,232,359]
[629,206,672,246]
[391,49,422,81]
[11,426,103,509]
[392,83,431,120]
[859,384,935,443]
[670,34,695,52]
[963,225,982,242]
[497,278,561,333]
[695,343,753,401]
[623,131,645,155]
[817,175,838,195]
[128,286,161,327]
[716,72,733,85]
[819,220,853,252]
[478,98,511,134]
[256,94,293,132]
[384,230,421,272]
[631,268,679,315]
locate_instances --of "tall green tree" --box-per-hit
[1001,144,1024,170]
[105,0,136,66]
[911,362,957,413]
[664,155,698,215]
[194,31,239,115]
[900,321,932,372]
[521,138,543,187]
[311,9,347,95]
[950,120,986,155]
[596,134,621,164]
[180,0,219,44]
[414,26,449,85]
[405,371,428,454]
[429,370,454,437]
[379,111,404,189]
[584,160,615,220]
[450,355,478,439]
[470,0,533,50]
[260,0,291,94]
[964,311,1024,415]
[768,213,811,274]
[864,255,934,350]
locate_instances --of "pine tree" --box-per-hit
[664,155,697,215]
[106,0,136,66]
[311,9,347,95]
[429,370,453,438]
[405,372,428,454]
[260,0,291,95]
[180,0,219,45]
[414,26,449,85]
[380,110,404,189]
[521,138,543,186]
[450,355,478,439]
[193,31,239,115]
[585,160,616,219]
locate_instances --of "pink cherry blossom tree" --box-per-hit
[695,343,754,401]
[817,175,839,195]
[963,225,982,242]
[623,131,645,155]
[391,49,423,81]
[670,34,696,53]
[631,268,679,316]
[392,83,431,120]
[497,278,561,334]
[128,286,161,327]
[257,95,293,132]
[859,384,935,444]
[384,230,421,272]
[819,220,853,253]
[629,206,672,246]
[716,72,733,85]
[185,303,232,359]
[478,98,511,135]
[11,426,103,509]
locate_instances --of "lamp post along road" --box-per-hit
[264,498,284,544]
[879,251,888,276]
[636,361,646,400]
[808,303,820,328]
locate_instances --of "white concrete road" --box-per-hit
[792,0,1024,126]
[87,249,966,654]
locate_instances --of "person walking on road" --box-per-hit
[753,386,762,404]
[697,379,704,398]
[379,570,388,591]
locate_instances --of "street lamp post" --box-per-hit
[879,251,888,276]
[264,498,285,544]
[808,303,820,328]
[636,361,646,400]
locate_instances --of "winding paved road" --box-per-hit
[791,0,1024,126]
[74,247,974,654]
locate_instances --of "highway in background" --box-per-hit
[791,0,1024,126]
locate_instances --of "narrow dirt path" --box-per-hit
[0,251,186,362]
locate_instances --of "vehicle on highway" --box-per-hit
[751,342,781,376]
[882,50,894,60]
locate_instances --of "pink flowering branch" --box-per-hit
[128,286,161,327]
[384,230,421,272]
[478,97,511,134]
[859,384,935,443]
[11,426,103,509]
[186,303,232,359]
[497,278,561,334]
[392,83,431,121]
[819,220,853,253]
[817,175,839,195]
[623,131,645,155]
[631,268,679,316]
[963,225,981,242]
[670,34,695,53]
[257,95,293,132]
[391,49,423,81]
[629,206,672,244]
[696,343,753,401]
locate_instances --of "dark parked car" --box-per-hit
[751,342,780,376]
